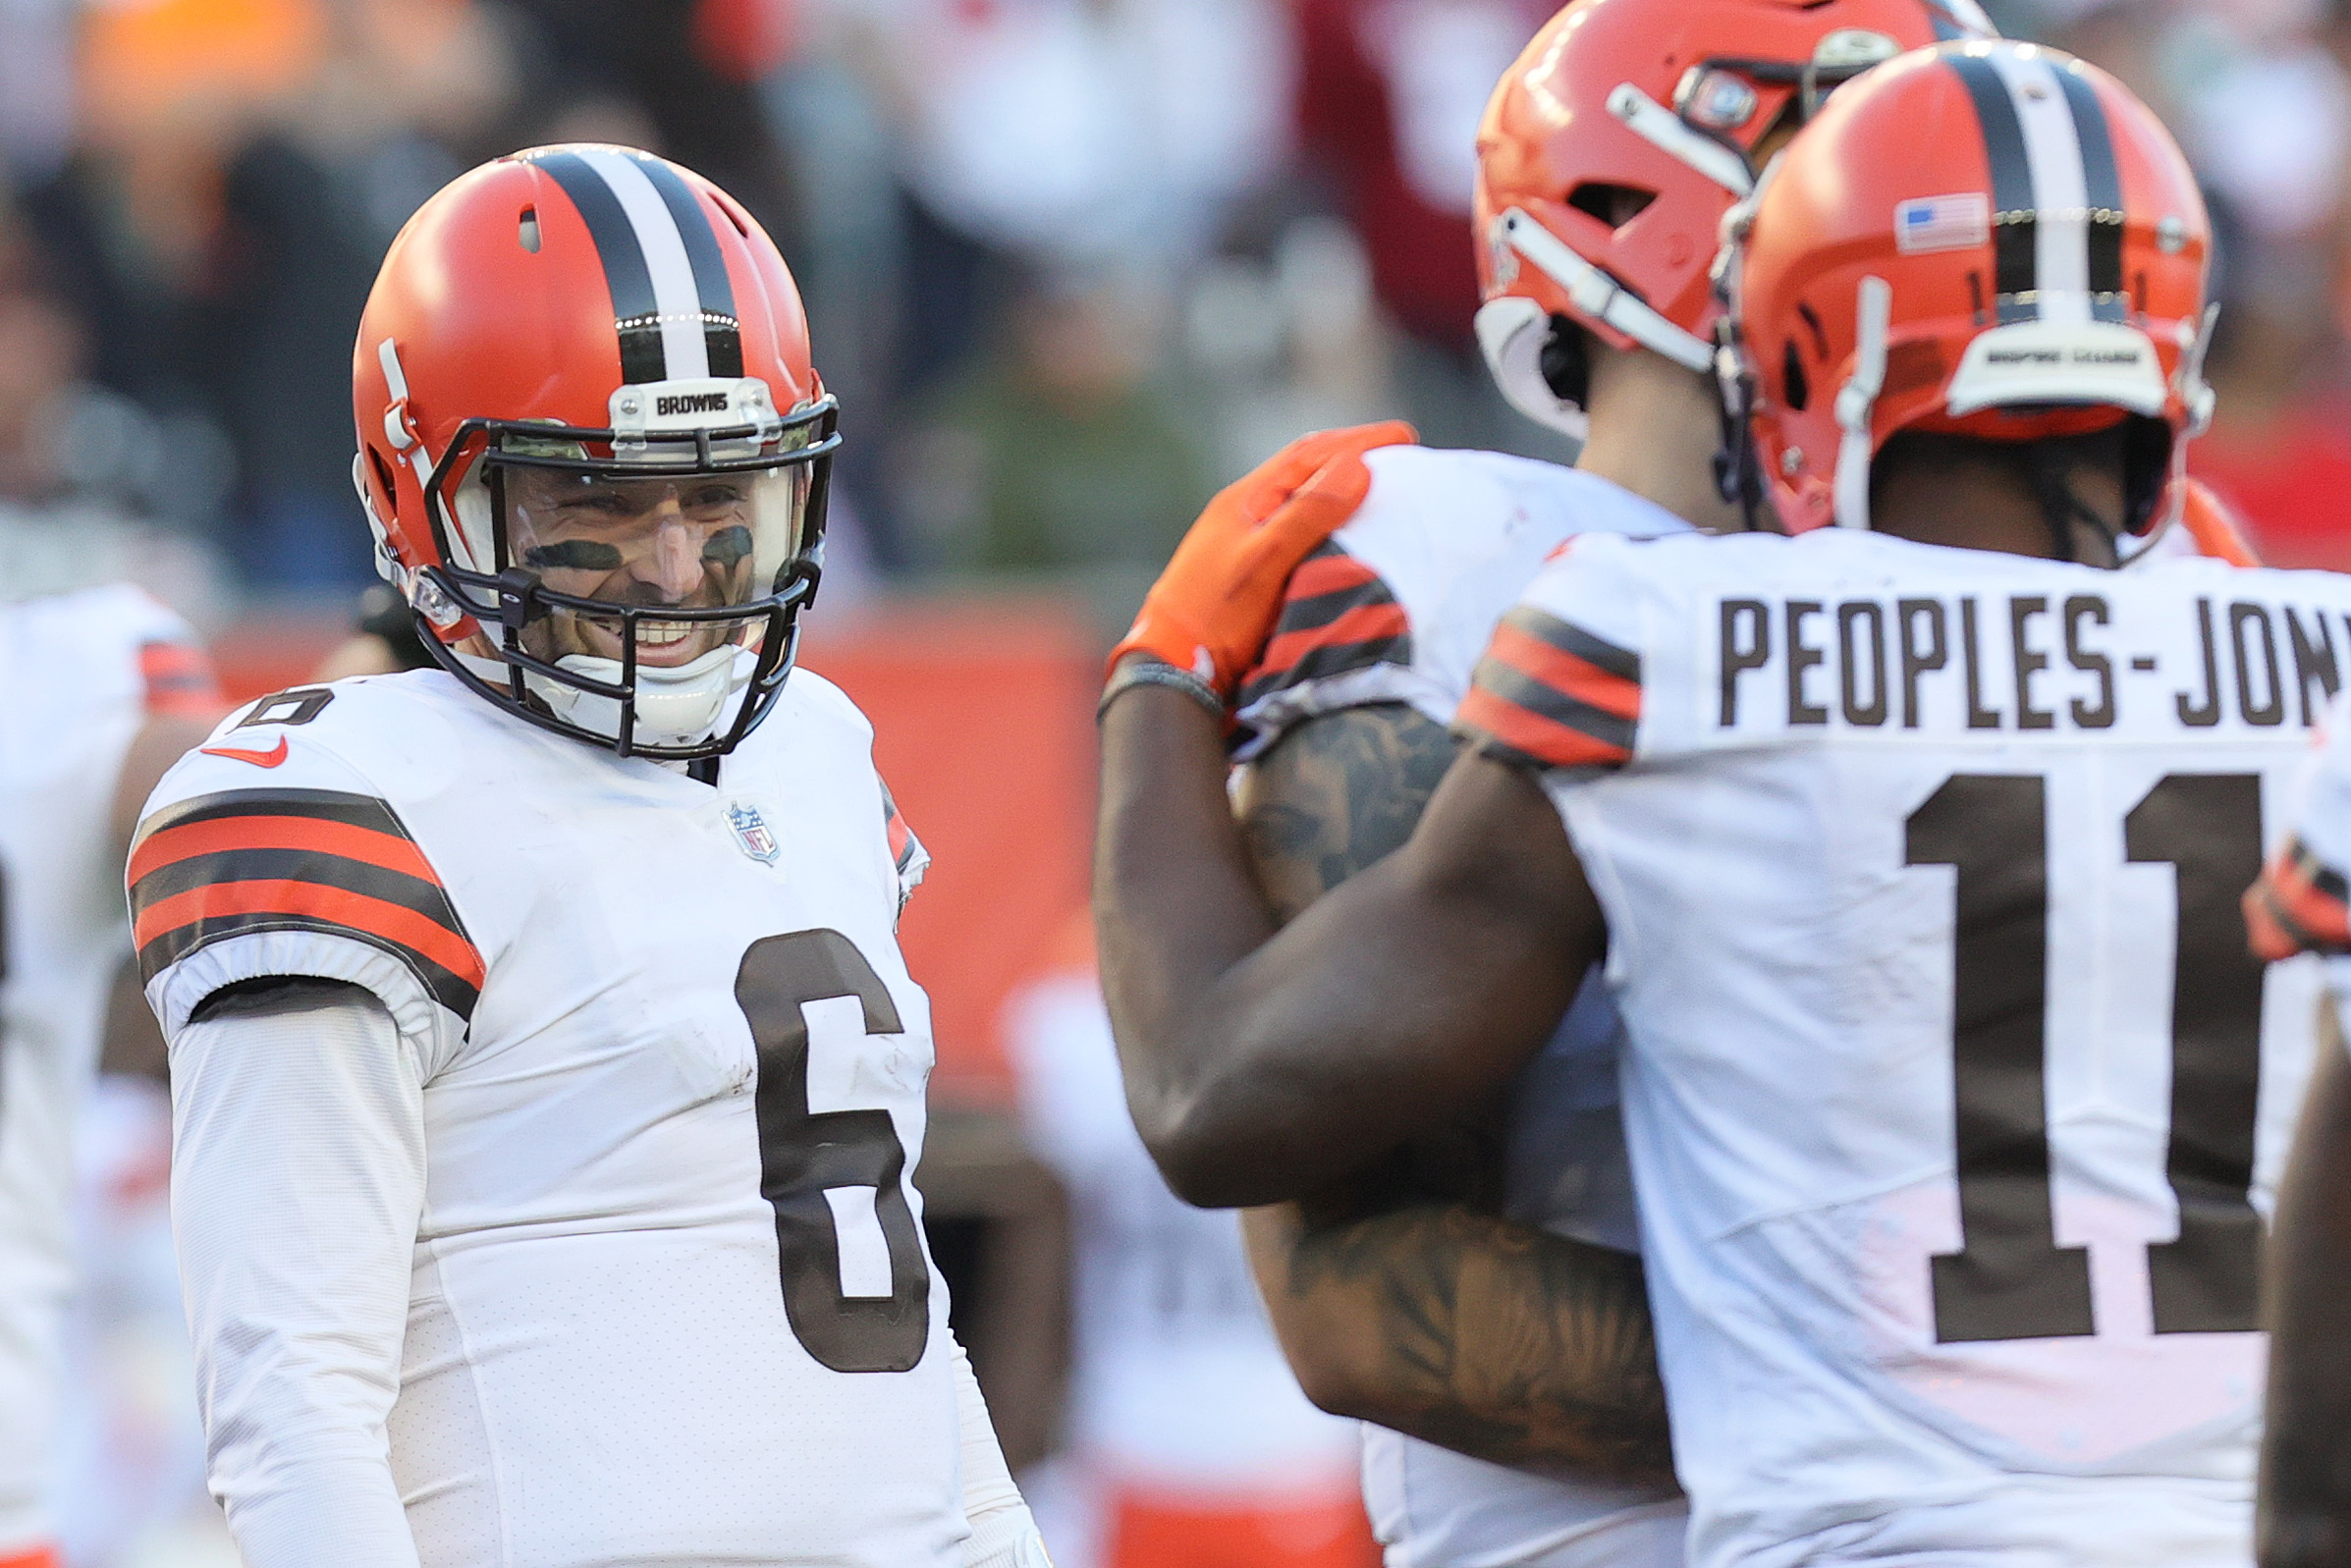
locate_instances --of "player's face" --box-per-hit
[503,465,804,669]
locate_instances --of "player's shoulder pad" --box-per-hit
[1513,524,1709,650]
[9,582,210,714]
[777,664,876,744]
[18,580,190,639]
[1233,447,1542,719]
[1453,528,1707,778]
[757,666,928,911]
[131,676,483,1050]
[1342,446,1684,574]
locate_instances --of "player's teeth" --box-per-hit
[640,622,689,646]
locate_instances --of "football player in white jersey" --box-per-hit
[1100,39,2332,1566]
[1173,4,1992,1565]
[132,148,1044,1568]
[0,580,216,1568]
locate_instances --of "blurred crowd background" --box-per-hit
[9,0,2351,1564]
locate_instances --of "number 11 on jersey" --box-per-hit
[1907,773,2267,1344]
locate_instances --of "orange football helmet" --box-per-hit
[1714,39,2213,541]
[352,144,839,760]
[1473,0,1996,439]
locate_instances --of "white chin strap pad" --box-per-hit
[530,644,751,748]
[1477,297,1590,441]
[1492,208,1716,377]
[1832,275,1893,530]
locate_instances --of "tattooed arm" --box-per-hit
[1232,704,1675,1484]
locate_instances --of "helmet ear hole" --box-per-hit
[366,444,399,509]
[1781,341,1810,413]
[1540,315,1592,406]
[1565,182,1658,230]
[518,206,541,252]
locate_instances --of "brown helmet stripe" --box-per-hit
[635,156,744,379]
[529,149,669,384]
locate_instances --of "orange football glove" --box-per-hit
[2177,477,2262,567]
[1109,421,1417,699]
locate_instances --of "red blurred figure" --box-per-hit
[1292,0,1553,347]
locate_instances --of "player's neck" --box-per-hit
[1871,442,2123,567]
[1575,348,1746,535]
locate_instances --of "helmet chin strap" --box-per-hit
[1832,277,1893,529]
[1496,209,1716,374]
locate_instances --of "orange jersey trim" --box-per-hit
[1455,682,1632,770]
[2247,841,2351,959]
[1285,550,1382,601]
[1255,602,1412,680]
[1484,620,1641,722]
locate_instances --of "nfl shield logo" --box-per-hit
[726,802,781,865]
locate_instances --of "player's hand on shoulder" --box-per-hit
[1109,421,1416,715]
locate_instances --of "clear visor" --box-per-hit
[491,458,812,673]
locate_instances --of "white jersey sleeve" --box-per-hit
[169,986,427,1568]
[1451,529,1651,779]
[1230,446,1688,758]
[1459,530,2351,1566]
[131,688,481,1071]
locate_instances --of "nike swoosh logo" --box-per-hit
[199,737,289,769]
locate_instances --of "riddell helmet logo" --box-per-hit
[1983,346,2146,366]
[657,391,732,417]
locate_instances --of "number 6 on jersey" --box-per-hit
[737,929,933,1373]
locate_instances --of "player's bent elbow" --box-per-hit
[1132,1096,1299,1210]
[1135,1117,1264,1210]
[1273,1330,1389,1422]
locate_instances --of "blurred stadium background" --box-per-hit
[6,0,2350,1562]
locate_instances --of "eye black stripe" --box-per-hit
[1947,53,2039,324]
[634,158,745,379]
[531,150,667,384]
[2055,65,2127,322]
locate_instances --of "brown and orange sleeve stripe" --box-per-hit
[138,639,221,719]
[1234,541,1411,712]
[1453,605,1641,774]
[2246,837,2351,961]
[129,788,483,1020]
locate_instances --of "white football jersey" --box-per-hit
[1236,445,1690,1567]
[134,667,960,1568]
[0,584,210,1556]
[1455,528,2348,1568]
